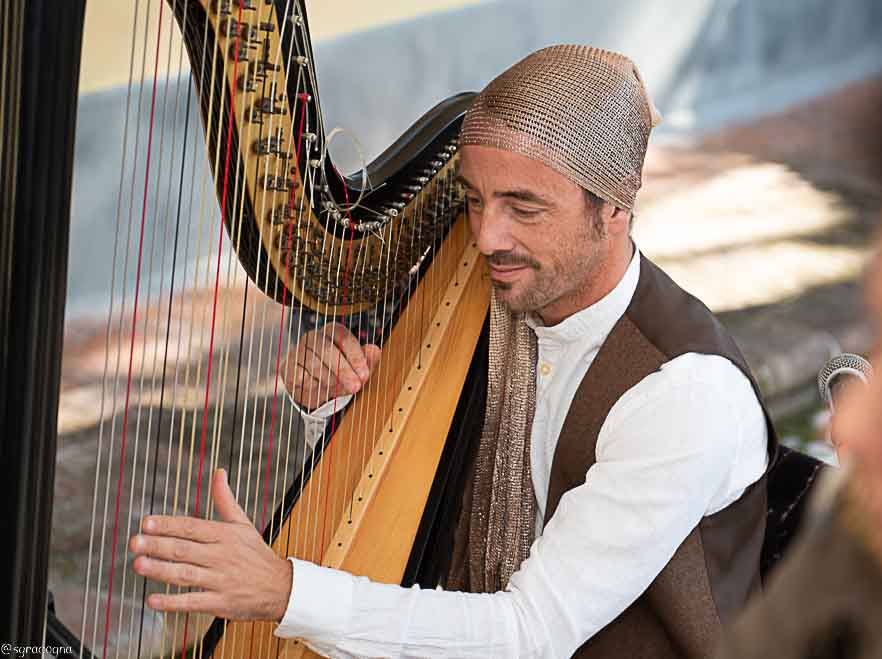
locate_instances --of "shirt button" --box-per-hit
[539,362,552,376]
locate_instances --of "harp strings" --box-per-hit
[175,0,256,652]
[81,0,215,655]
[79,0,460,655]
[136,6,197,654]
[206,2,314,655]
[79,0,144,652]
[84,0,174,656]
[125,0,193,654]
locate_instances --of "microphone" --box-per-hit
[817,353,873,410]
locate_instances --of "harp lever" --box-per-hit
[216,0,257,14]
[254,129,287,157]
[261,175,296,192]
[220,18,258,42]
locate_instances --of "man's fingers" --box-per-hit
[146,589,223,616]
[326,324,370,380]
[307,338,362,393]
[141,514,224,543]
[133,556,217,591]
[211,469,251,525]
[283,324,377,410]
[286,357,321,394]
[129,534,215,567]
[364,344,382,373]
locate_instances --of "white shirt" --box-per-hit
[277,250,769,658]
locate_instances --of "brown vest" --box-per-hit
[548,254,777,659]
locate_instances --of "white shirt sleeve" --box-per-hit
[275,355,768,658]
[282,374,353,449]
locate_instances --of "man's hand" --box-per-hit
[282,322,381,412]
[130,469,293,622]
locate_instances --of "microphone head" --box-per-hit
[818,353,873,407]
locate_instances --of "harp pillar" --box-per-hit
[0,0,86,646]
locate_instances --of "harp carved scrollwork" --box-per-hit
[3,0,489,658]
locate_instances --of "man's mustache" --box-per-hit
[485,252,540,270]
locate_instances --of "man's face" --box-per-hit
[457,145,606,319]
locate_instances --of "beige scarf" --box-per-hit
[448,291,538,592]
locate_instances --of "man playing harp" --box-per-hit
[131,45,773,658]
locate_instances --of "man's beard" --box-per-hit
[490,238,603,315]
[486,252,546,313]
[492,268,559,314]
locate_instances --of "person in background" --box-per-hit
[716,232,882,659]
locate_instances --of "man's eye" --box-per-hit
[466,197,482,208]
[512,207,541,218]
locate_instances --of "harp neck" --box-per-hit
[173,0,474,312]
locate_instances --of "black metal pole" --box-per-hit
[0,0,86,649]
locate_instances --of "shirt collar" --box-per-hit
[526,247,641,351]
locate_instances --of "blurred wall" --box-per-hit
[69,0,882,317]
[312,0,882,166]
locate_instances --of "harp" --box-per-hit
[2,1,489,657]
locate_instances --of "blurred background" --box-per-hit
[54,0,881,655]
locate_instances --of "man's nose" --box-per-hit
[472,208,515,256]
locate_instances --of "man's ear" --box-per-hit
[601,203,631,236]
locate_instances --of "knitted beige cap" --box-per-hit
[460,44,662,210]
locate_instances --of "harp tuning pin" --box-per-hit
[253,60,279,76]
[415,176,429,185]
[229,19,259,41]
[309,158,322,168]
[438,152,451,161]
[246,106,263,125]
[429,160,443,169]
[261,175,295,192]
[253,95,282,116]
[214,0,254,12]
[238,72,257,93]
[295,56,309,66]
[254,135,286,156]
[385,208,399,218]
[229,42,254,62]
[391,201,406,210]
[405,185,422,192]
[269,205,296,225]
